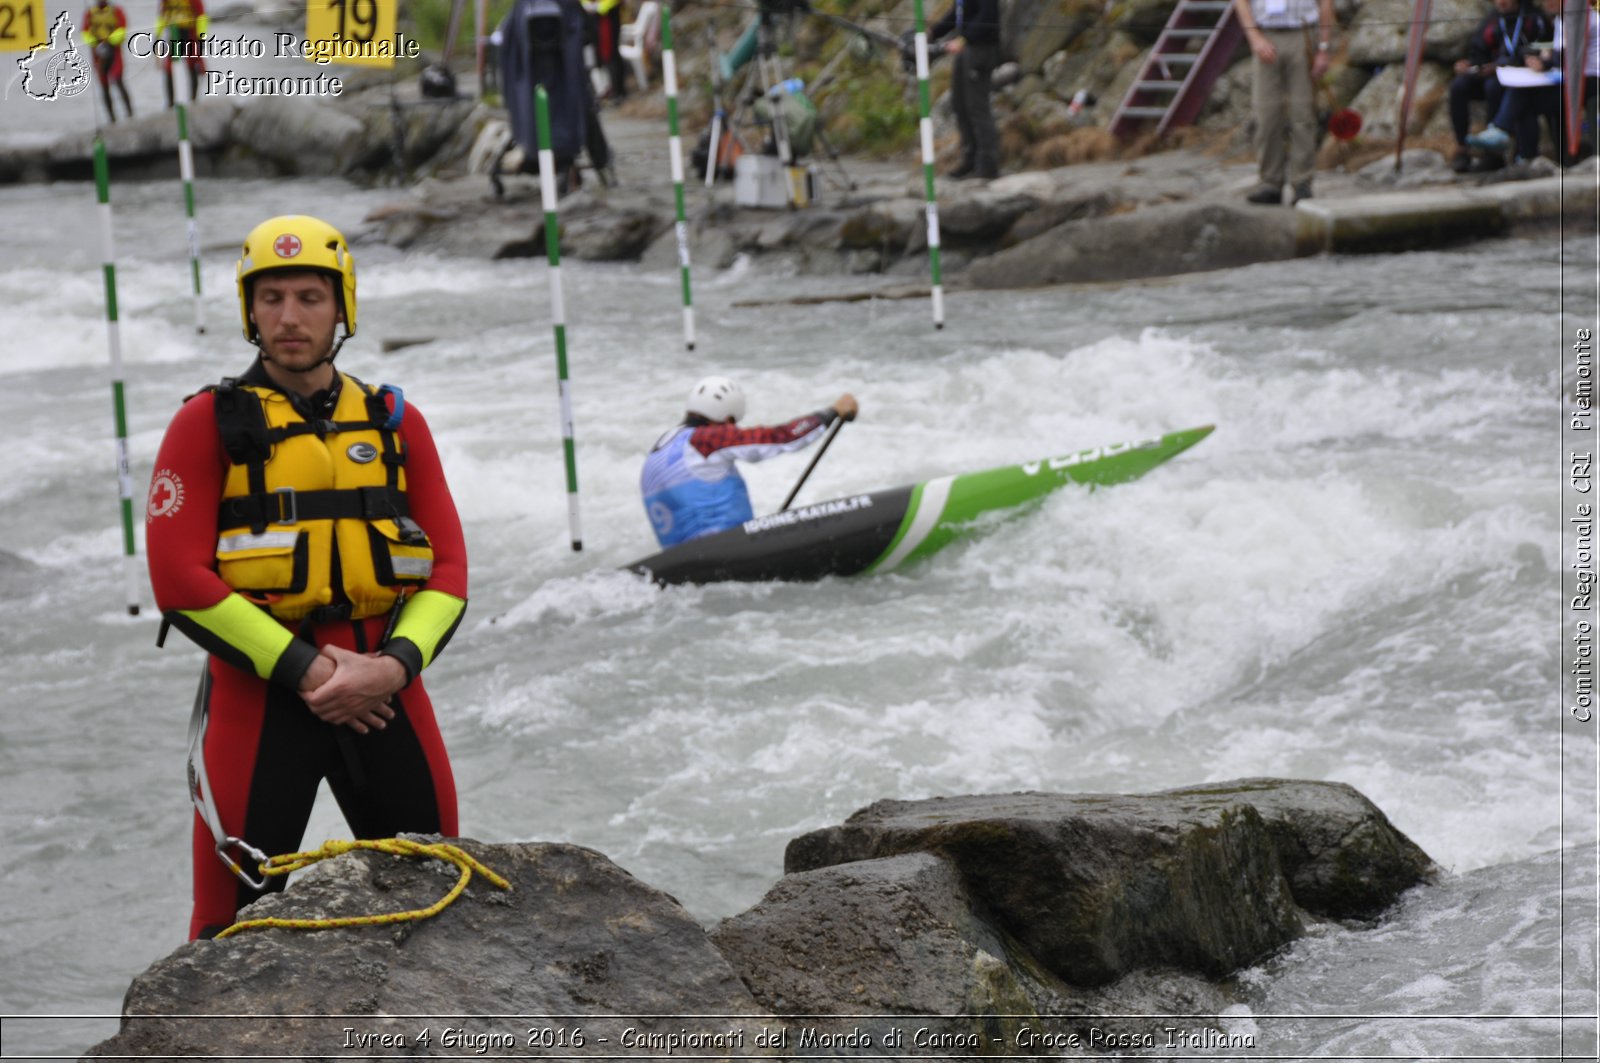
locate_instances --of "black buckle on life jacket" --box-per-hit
[394,516,428,545]
[304,603,355,624]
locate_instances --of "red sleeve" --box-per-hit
[397,401,469,600]
[688,412,829,457]
[146,391,233,614]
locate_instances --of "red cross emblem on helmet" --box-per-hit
[273,233,302,259]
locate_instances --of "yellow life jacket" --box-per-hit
[84,6,125,45]
[156,0,203,33]
[211,373,434,623]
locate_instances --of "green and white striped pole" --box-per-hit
[661,6,696,350]
[535,86,582,552]
[912,0,945,329]
[172,38,204,333]
[93,136,142,616]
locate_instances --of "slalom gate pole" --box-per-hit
[1393,0,1430,172]
[535,86,582,552]
[475,0,486,97]
[93,137,142,616]
[912,0,945,329]
[704,104,723,189]
[661,5,696,350]
[173,39,204,333]
[705,28,725,190]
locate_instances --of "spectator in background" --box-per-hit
[1448,0,1549,172]
[930,0,1004,180]
[155,0,209,108]
[593,0,629,101]
[81,0,133,123]
[1234,0,1337,205]
[1471,2,1600,165]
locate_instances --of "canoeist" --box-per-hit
[640,376,858,547]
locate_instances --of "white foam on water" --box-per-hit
[1251,851,1594,1058]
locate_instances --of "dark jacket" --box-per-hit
[930,0,1002,46]
[1463,3,1551,68]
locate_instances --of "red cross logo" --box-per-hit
[273,233,302,259]
[146,470,185,521]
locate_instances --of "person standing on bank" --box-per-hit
[929,0,1004,180]
[146,215,470,940]
[81,0,133,123]
[1235,0,1337,205]
[154,0,208,108]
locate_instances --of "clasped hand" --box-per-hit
[297,644,407,734]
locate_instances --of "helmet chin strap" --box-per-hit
[312,331,349,367]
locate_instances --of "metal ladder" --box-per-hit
[1109,0,1244,138]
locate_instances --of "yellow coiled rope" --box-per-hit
[215,838,512,939]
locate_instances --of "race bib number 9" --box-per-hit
[304,0,398,68]
[0,0,47,52]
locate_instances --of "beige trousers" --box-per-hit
[1252,28,1316,188]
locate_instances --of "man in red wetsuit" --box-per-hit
[81,0,133,122]
[154,0,208,107]
[146,215,469,940]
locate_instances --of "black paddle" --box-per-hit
[779,413,851,512]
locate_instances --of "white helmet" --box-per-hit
[686,376,746,423]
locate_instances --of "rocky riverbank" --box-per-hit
[86,778,1434,1059]
[4,0,1592,290]
[362,111,1593,293]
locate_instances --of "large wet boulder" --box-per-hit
[229,96,367,176]
[352,97,481,175]
[785,779,1436,986]
[365,181,670,262]
[962,200,1306,289]
[88,841,765,1059]
[1346,61,1454,143]
[1165,779,1437,920]
[711,852,1043,1049]
[1347,0,1485,65]
[1006,0,1104,71]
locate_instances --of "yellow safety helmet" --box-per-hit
[236,214,357,342]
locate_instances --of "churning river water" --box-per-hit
[0,144,1595,1057]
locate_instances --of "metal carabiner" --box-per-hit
[215,836,270,892]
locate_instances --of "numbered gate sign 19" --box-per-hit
[305,0,397,68]
[0,0,48,51]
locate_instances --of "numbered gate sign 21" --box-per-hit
[0,0,49,51]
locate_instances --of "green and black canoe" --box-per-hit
[626,425,1213,586]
